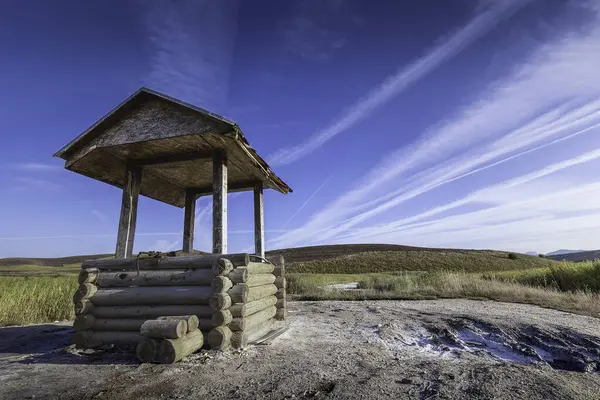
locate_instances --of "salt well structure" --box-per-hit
[54,88,291,353]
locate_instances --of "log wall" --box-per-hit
[72,253,286,350]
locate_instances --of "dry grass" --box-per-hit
[288,271,600,318]
[489,260,600,292]
[0,276,76,326]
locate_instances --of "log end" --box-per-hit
[207,326,232,350]
[136,338,158,363]
[212,258,233,276]
[73,314,96,331]
[211,276,233,293]
[209,293,232,311]
[211,310,233,327]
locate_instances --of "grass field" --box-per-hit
[0,245,598,326]
[0,276,76,326]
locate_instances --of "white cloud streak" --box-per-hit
[271,2,600,251]
[268,0,530,166]
[141,0,240,111]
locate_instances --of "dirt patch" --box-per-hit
[2,300,600,399]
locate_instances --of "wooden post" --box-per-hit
[183,189,196,253]
[115,165,142,259]
[212,151,227,254]
[254,183,265,258]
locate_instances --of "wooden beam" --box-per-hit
[212,151,227,254]
[254,183,265,258]
[191,180,262,198]
[128,151,213,167]
[115,166,142,259]
[183,189,196,253]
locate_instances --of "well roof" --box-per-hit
[54,87,292,207]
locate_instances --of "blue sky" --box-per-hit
[2,0,600,257]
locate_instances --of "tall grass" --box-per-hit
[489,260,600,292]
[287,271,600,318]
[0,276,76,326]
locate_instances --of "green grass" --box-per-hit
[287,250,554,274]
[0,276,77,326]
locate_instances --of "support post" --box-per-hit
[183,189,196,253]
[115,166,142,259]
[254,183,265,258]
[212,151,227,254]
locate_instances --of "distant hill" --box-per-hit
[0,254,113,267]
[545,249,587,256]
[546,250,600,262]
[525,252,539,256]
[1,244,557,274]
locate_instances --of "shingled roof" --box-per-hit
[54,87,292,207]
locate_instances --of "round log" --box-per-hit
[276,287,286,300]
[211,310,232,326]
[211,276,233,293]
[209,293,232,311]
[157,330,204,364]
[73,314,95,331]
[136,338,160,363]
[207,326,232,350]
[274,277,286,289]
[234,262,274,277]
[229,296,277,318]
[90,286,213,306]
[95,269,215,288]
[247,284,278,303]
[230,306,276,331]
[157,315,199,333]
[228,268,248,284]
[276,298,287,309]
[73,283,98,302]
[231,318,277,349]
[275,308,287,320]
[273,265,285,278]
[197,318,215,331]
[246,274,276,288]
[228,284,250,304]
[74,299,94,315]
[82,253,250,270]
[73,330,141,349]
[92,305,213,319]
[78,268,98,284]
[92,318,149,331]
[266,255,284,267]
[140,319,186,339]
[212,258,234,276]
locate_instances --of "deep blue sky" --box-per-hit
[2,0,600,257]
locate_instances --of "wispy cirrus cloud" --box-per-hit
[141,0,240,111]
[279,0,361,62]
[9,162,62,171]
[268,0,530,166]
[270,1,600,253]
[11,176,63,192]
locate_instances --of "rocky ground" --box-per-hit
[2,300,600,399]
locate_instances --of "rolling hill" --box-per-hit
[0,244,557,274]
[546,249,600,262]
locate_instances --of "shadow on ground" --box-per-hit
[0,324,137,365]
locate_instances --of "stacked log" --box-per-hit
[270,256,287,320]
[136,316,204,364]
[72,253,248,349]
[72,253,282,351]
